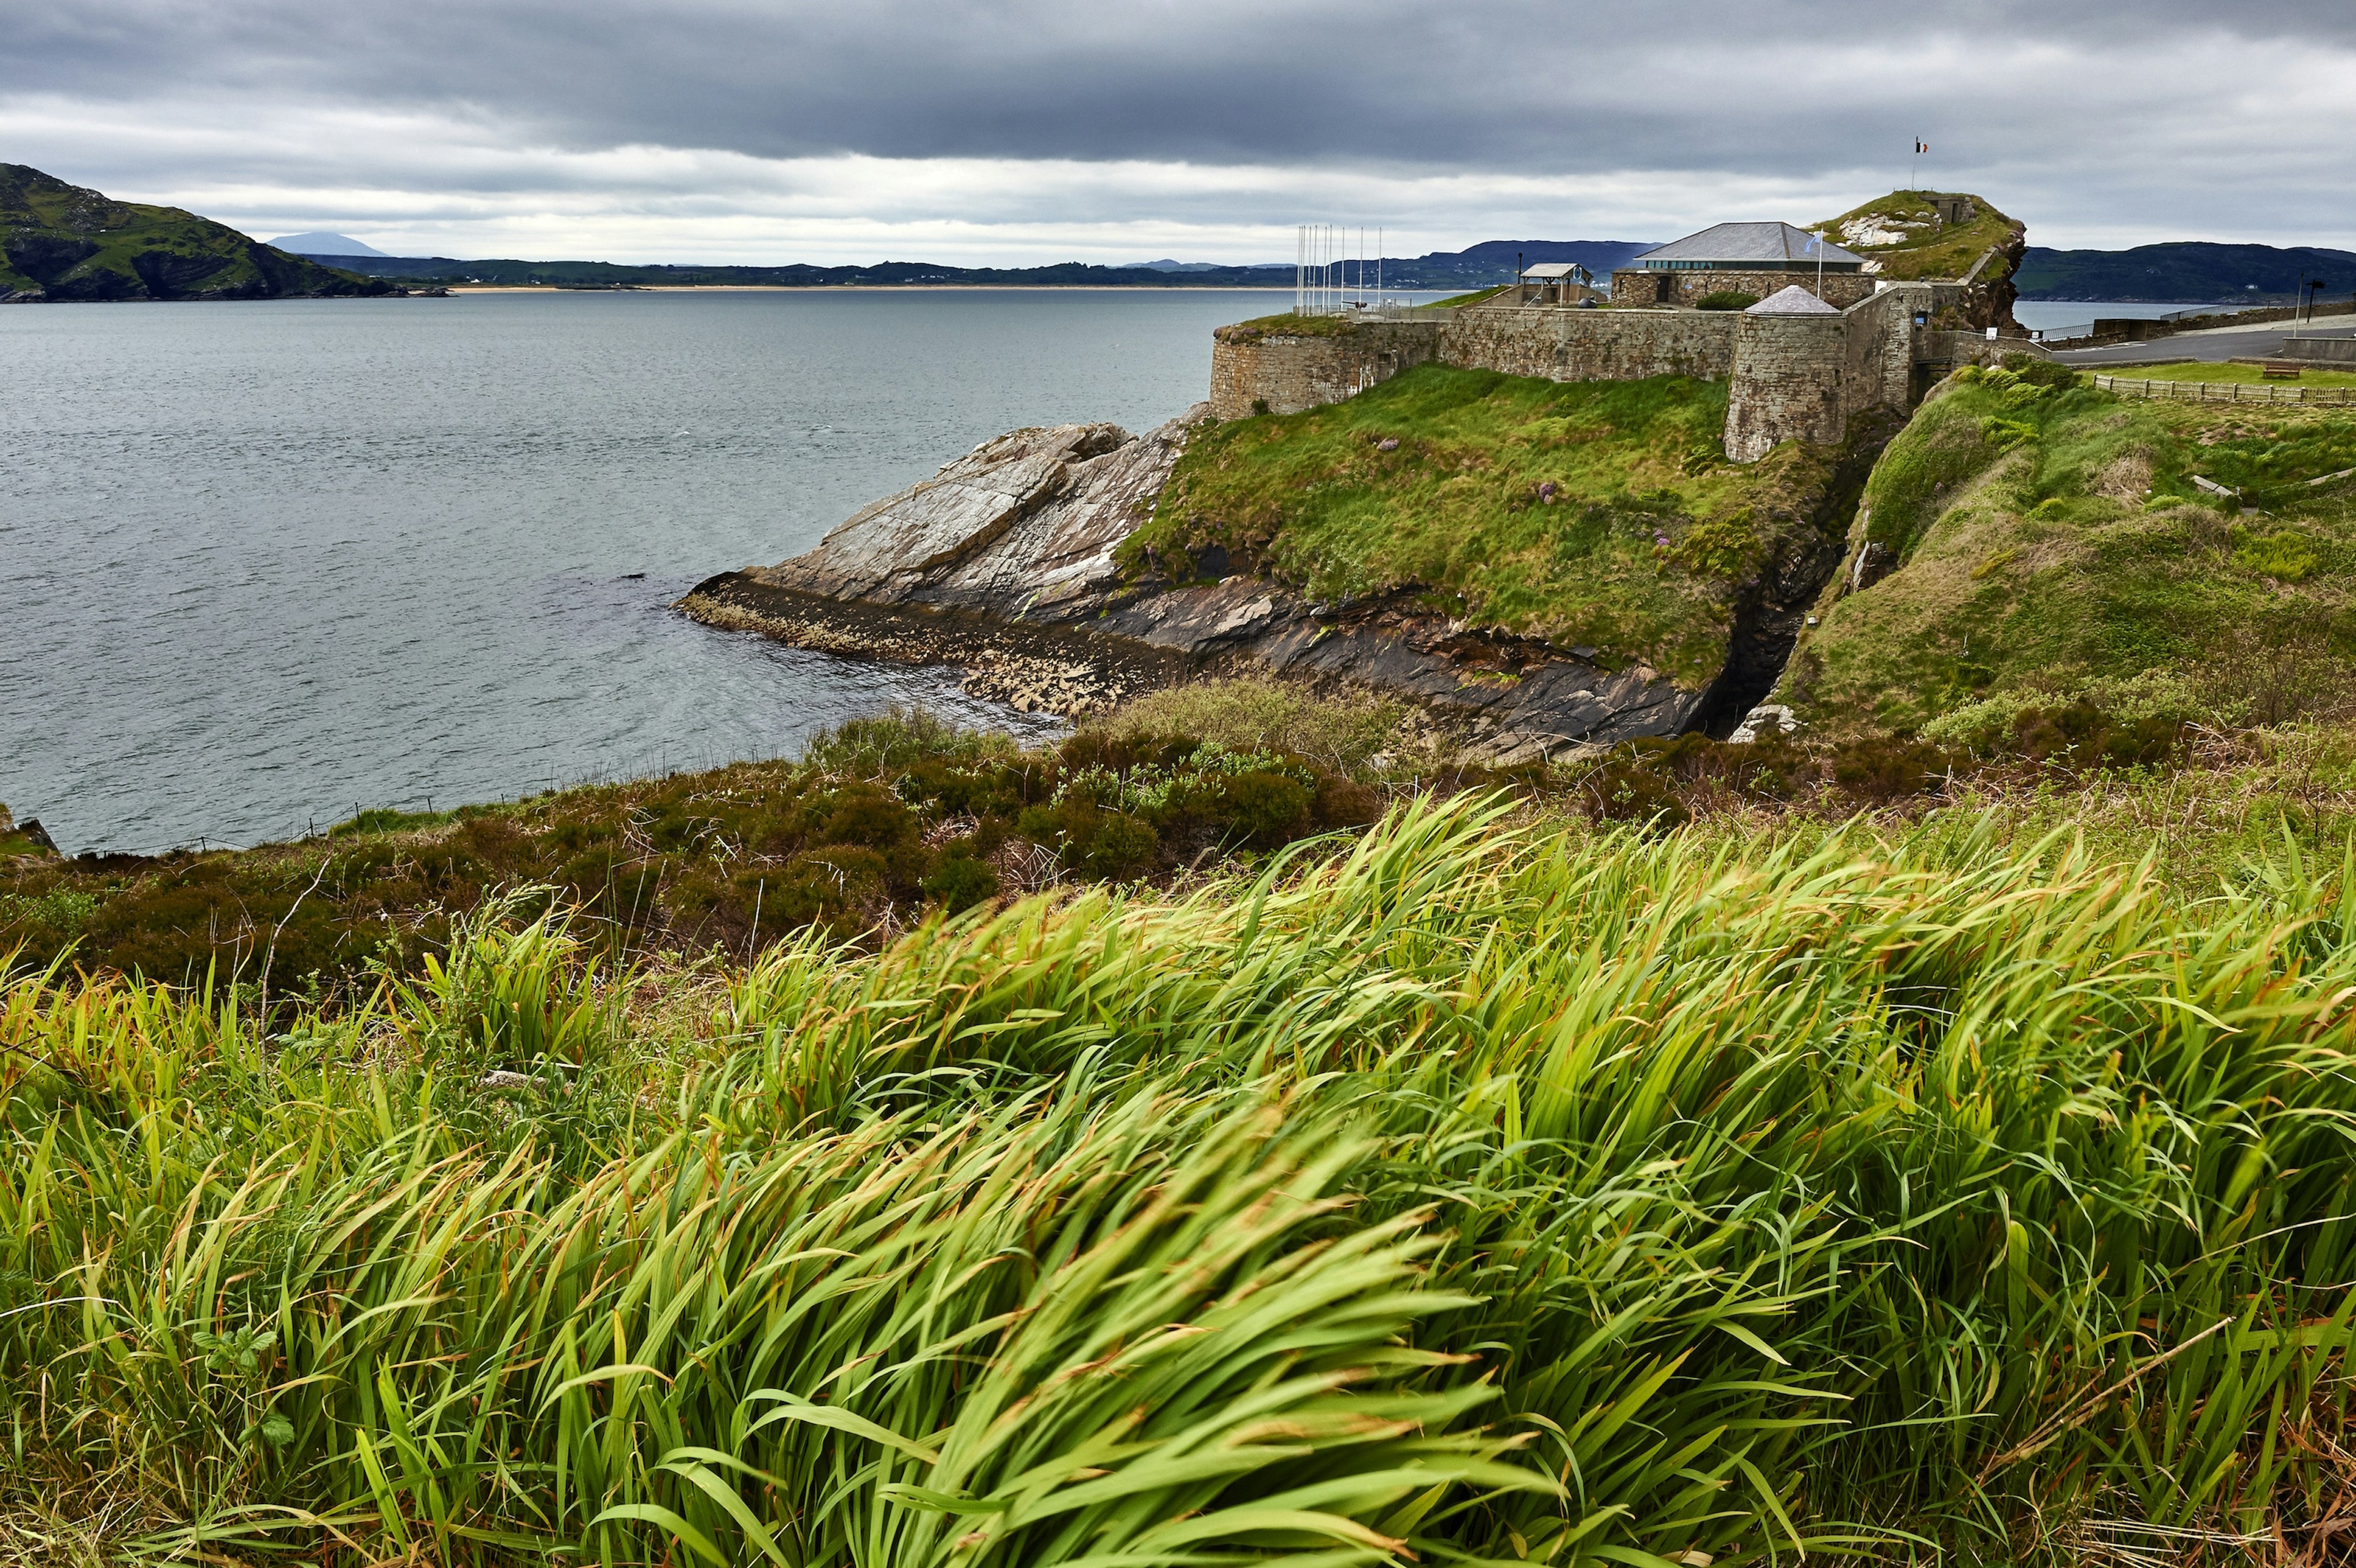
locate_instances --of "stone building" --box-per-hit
[1610,221,1872,310]
[1513,262,1604,307]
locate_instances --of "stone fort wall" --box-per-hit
[1210,283,1957,461]
[1438,306,1738,382]
[1721,285,1930,461]
[1206,321,1442,420]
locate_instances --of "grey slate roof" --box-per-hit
[1632,223,1865,267]
[1746,283,1842,315]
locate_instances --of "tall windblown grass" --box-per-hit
[4,796,2355,1564]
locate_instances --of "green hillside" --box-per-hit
[0,164,401,301]
[1128,363,1873,688]
[1780,363,2356,737]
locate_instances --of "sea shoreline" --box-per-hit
[443,282,1311,294]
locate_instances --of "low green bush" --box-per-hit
[0,710,1381,991]
[1694,290,1758,311]
[1085,678,1407,780]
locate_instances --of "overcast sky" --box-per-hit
[5,0,2351,264]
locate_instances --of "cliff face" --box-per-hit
[0,164,404,302]
[685,377,1890,758]
[1952,227,2028,335]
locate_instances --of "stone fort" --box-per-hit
[1209,218,2041,461]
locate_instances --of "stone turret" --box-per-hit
[1725,284,1930,462]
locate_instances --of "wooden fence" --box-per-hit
[2093,374,2356,407]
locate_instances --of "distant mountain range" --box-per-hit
[283,239,1662,291]
[256,235,2356,304]
[269,230,390,258]
[2017,242,2356,302]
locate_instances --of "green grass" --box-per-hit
[1132,363,1863,686]
[1426,285,1510,309]
[2093,360,2356,390]
[1812,190,2021,283]
[1782,367,2356,736]
[1213,312,1362,343]
[7,793,2356,1564]
[1081,677,1412,778]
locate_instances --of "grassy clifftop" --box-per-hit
[1782,365,2356,737]
[1814,189,2022,281]
[1128,363,1868,687]
[1812,190,2025,331]
[0,163,400,301]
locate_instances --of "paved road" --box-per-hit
[2054,318,2356,367]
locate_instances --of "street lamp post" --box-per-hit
[2294,278,2330,336]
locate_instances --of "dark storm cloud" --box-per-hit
[6,0,2349,172]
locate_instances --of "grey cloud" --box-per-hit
[4,0,2353,255]
[6,0,2352,171]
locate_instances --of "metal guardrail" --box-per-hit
[2093,374,2356,406]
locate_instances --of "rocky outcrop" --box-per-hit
[685,409,1730,755]
[1952,224,2028,336]
[756,419,1176,618]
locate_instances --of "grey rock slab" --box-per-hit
[756,414,1202,617]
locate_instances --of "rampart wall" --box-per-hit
[1438,305,1738,382]
[1842,286,1925,410]
[1210,285,1946,464]
[1206,321,1442,419]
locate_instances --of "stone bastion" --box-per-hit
[1208,284,2047,461]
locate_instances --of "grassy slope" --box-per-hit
[1812,189,2021,281]
[2095,359,2356,388]
[0,163,389,300]
[1782,368,2356,736]
[1131,364,1851,686]
[8,792,2356,1565]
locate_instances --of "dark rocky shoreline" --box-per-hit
[679,403,1880,759]
[680,567,1703,763]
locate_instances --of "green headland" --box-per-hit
[0,163,404,301]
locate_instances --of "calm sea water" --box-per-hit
[2011,300,2236,332]
[1,288,1327,855]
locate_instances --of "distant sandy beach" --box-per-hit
[443,283,1299,294]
